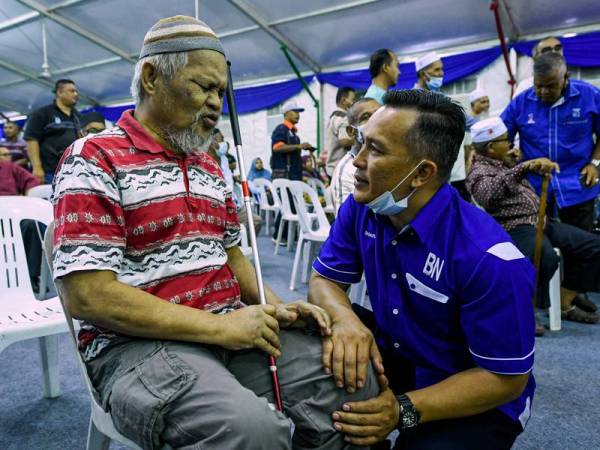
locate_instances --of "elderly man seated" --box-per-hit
[466,117,600,333]
[51,16,377,450]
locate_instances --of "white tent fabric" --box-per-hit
[1,0,599,115]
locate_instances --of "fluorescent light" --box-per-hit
[563,32,578,38]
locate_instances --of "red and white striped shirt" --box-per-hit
[52,110,241,359]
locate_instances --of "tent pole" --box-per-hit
[489,0,516,98]
[280,44,320,156]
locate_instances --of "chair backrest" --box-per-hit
[272,178,296,218]
[0,196,53,304]
[306,178,334,210]
[27,184,53,200]
[288,181,330,235]
[253,178,279,209]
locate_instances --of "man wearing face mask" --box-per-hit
[502,52,600,235]
[414,52,444,92]
[309,90,536,449]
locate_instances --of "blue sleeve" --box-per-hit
[459,245,536,375]
[312,197,363,285]
[500,98,518,143]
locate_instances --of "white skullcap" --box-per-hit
[415,52,441,71]
[282,100,305,114]
[469,88,488,104]
[471,117,508,143]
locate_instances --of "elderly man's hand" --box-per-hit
[275,301,332,336]
[580,163,599,187]
[332,385,400,446]
[219,305,281,357]
[322,312,386,393]
[525,157,560,175]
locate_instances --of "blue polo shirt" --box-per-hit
[501,80,600,208]
[313,184,536,426]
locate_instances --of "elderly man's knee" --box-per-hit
[225,398,291,447]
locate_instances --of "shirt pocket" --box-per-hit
[562,117,591,147]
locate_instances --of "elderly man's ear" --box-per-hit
[141,62,160,96]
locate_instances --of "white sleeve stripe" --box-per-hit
[486,242,526,261]
[469,347,535,361]
[312,267,352,285]
[315,257,361,275]
[484,367,534,375]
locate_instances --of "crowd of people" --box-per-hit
[1,13,599,450]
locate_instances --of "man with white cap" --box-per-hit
[414,52,444,92]
[270,99,315,243]
[50,15,377,450]
[467,117,600,330]
[466,88,490,129]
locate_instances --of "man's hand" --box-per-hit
[218,305,281,357]
[580,163,599,187]
[332,386,400,446]
[322,314,385,393]
[524,158,560,175]
[275,301,332,336]
[32,165,45,183]
[503,147,522,168]
[299,142,314,151]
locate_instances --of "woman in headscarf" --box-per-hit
[247,157,271,181]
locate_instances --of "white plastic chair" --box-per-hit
[0,196,69,399]
[43,223,168,450]
[27,184,53,200]
[287,181,331,290]
[239,223,253,261]
[253,178,280,236]
[548,248,562,331]
[272,179,299,254]
[306,177,335,214]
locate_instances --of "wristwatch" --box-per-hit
[396,394,420,429]
[590,159,600,169]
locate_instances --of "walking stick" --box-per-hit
[225,61,283,412]
[532,174,551,306]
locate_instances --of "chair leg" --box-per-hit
[287,222,295,252]
[302,240,312,284]
[549,258,562,331]
[39,334,61,398]
[264,211,270,236]
[274,219,285,255]
[87,416,111,450]
[290,235,304,291]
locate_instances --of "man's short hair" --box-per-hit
[54,79,75,93]
[369,49,393,79]
[533,52,566,78]
[346,98,380,126]
[4,119,19,128]
[335,87,355,104]
[382,89,466,182]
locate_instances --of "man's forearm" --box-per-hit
[26,140,42,169]
[591,138,600,161]
[308,273,353,322]
[405,367,529,424]
[226,246,283,306]
[273,144,299,153]
[60,272,223,344]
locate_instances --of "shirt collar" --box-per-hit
[282,119,297,132]
[409,183,454,242]
[117,109,178,155]
[472,152,505,168]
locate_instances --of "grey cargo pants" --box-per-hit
[86,329,379,450]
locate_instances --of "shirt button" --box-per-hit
[392,308,399,315]
[391,240,397,246]
[393,342,400,348]
[391,273,397,279]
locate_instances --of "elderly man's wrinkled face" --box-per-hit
[534,67,567,104]
[352,107,420,204]
[3,122,19,140]
[471,97,490,115]
[155,50,227,154]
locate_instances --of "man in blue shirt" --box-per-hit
[501,52,600,232]
[365,49,400,104]
[309,90,535,449]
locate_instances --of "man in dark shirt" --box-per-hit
[270,99,314,243]
[466,117,600,328]
[0,120,28,167]
[24,79,81,183]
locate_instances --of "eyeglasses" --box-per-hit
[539,44,563,54]
[85,127,105,134]
[490,138,514,149]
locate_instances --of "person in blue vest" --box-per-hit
[501,52,600,233]
[309,90,536,449]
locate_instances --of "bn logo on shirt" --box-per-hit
[423,252,445,281]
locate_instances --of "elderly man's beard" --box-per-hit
[163,113,216,155]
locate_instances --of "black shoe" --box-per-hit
[572,293,598,313]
